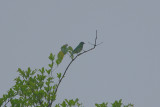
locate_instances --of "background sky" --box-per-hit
[0,0,160,107]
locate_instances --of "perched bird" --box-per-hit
[72,42,85,55]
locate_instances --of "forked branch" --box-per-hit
[50,30,101,106]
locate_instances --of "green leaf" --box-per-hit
[61,44,68,55]
[57,73,61,79]
[65,99,69,104]
[48,62,53,68]
[44,87,49,92]
[39,89,45,95]
[39,67,45,74]
[26,67,31,78]
[48,53,55,61]
[61,101,67,107]
[95,104,100,107]
[124,103,134,107]
[69,99,75,106]
[68,46,73,52]
[112,99,122,107]
[46,69,51,75]
[53,84,57,90]
[2,94,8,101]
[47,77,54,81]
[56,59,60,66]
[8,88,15,97]
[51,94,56,101]
[55,104,60,107]
[31,70,36,75]
[0,98,4,107]
[56,51,64,65]
[17,68,25,78]
[95,102,108,107]
[68,46,74,59]
[28,67,31,73]
[75,98,79,103]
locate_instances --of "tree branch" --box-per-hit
[51,30,101,106]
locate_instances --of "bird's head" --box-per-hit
[80,42,85,45]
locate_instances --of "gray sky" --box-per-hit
[0,0,160,107]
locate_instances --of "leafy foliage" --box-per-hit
[95,102,108,107]
[95,99,134,107]
[0,43,133,107]
[55,98,82,107]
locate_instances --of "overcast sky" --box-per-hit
[0,0,160,107]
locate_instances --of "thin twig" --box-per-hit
[88,30,103,46]
[50,30,101,106]
[97,42,103,46]
[4,98,12,107]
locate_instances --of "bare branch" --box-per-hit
[88,42,94,46]
[50,30,101,106]
[97,42,103,46]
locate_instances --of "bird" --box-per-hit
[72,42,85,55]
